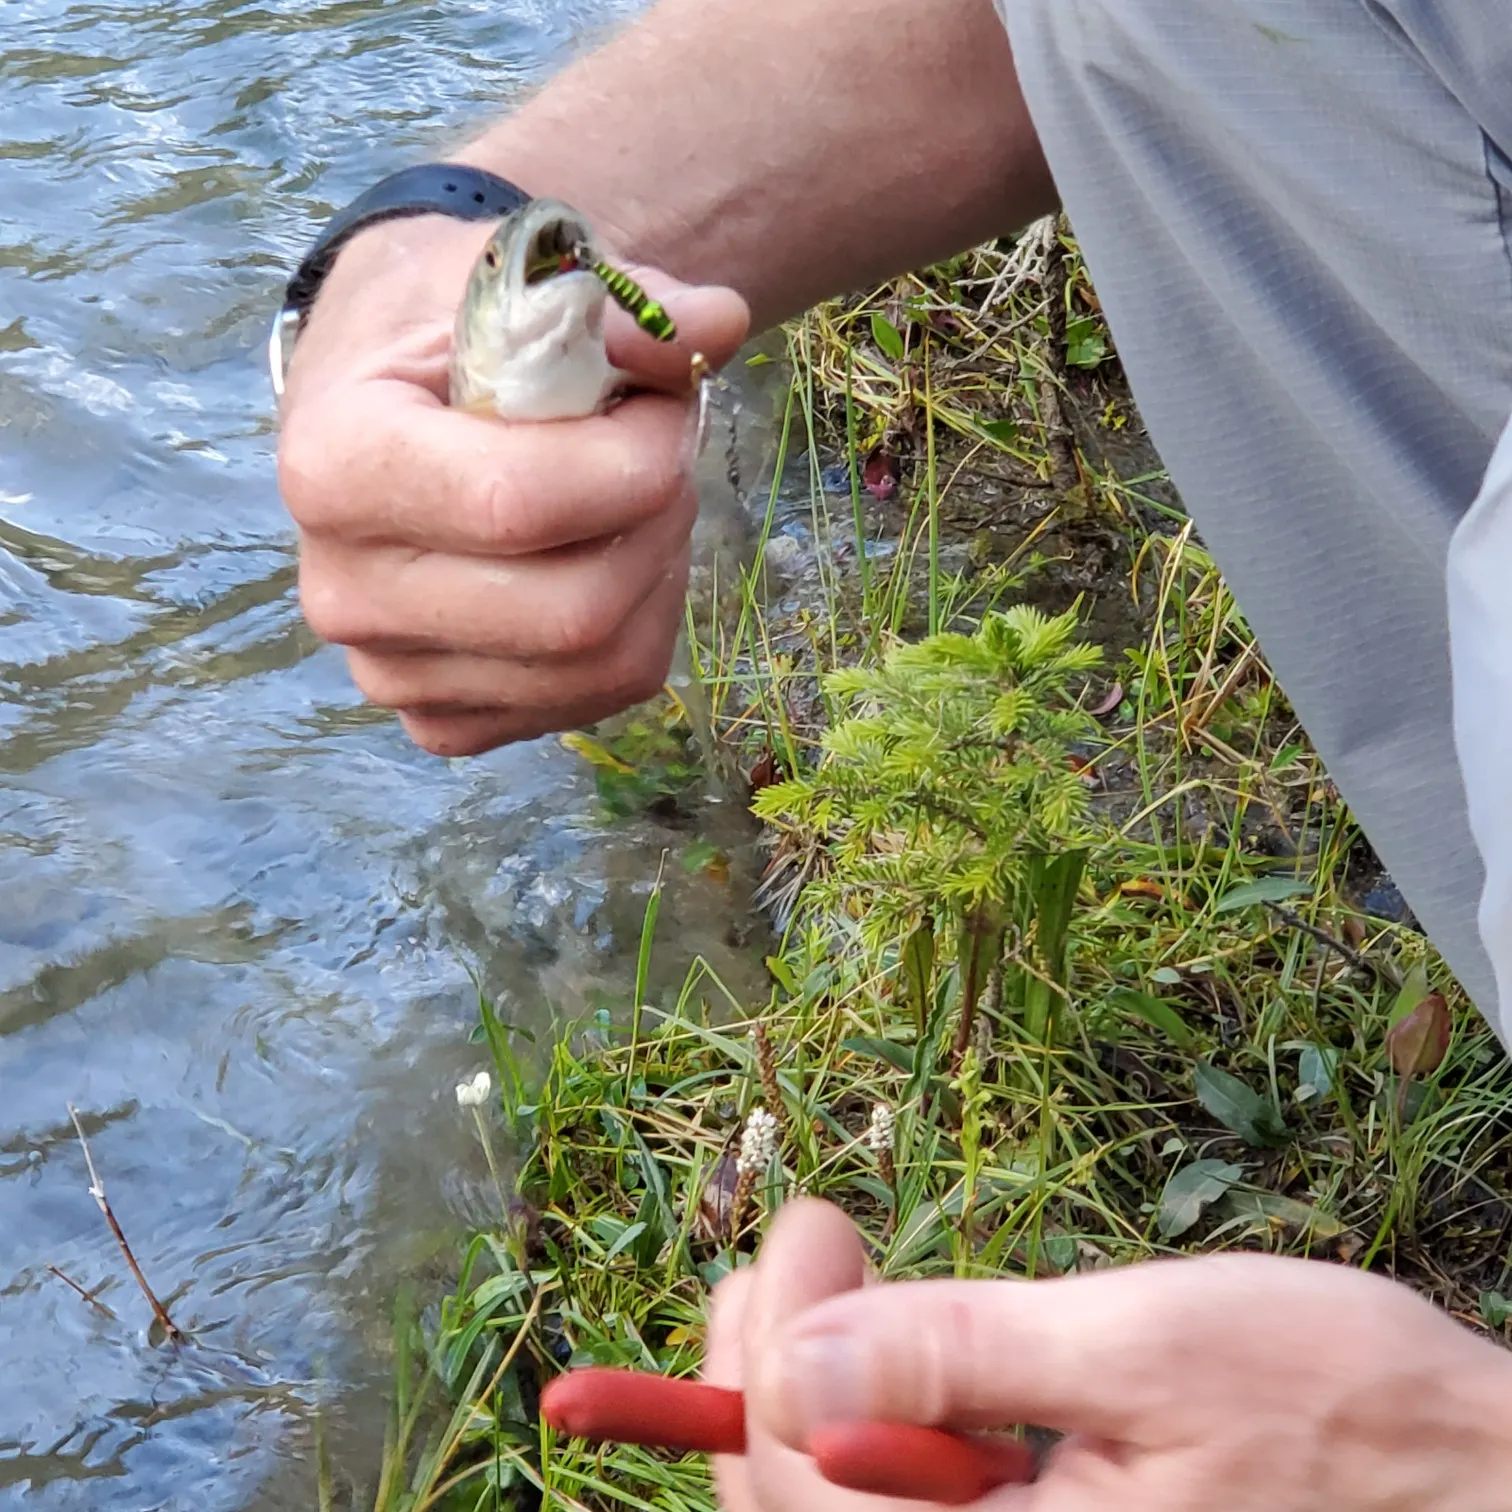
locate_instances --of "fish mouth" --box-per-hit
[507,201,598,289]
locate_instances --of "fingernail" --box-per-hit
[784,1329,869,1431]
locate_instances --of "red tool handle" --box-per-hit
[539,1367,1035,1505]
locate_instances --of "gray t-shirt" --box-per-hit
[998,0,1512,1041]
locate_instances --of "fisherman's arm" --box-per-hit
[277,0,1053,756]
[445,0,1054,328]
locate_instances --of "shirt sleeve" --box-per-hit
[1448,410,1512,1041]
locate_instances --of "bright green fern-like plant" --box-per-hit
[753,605,1108,1071]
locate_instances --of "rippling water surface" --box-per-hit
[0,3,769,1506]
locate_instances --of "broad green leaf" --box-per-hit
[1220,1189,1344,1240]
[766,955,800,996]
[1031,851,1085,977]
[1214,877,1313,912]
[1482,1291,1511,1329]
[1294,1043,1339,1103]
[603,1221,649,1263]
[629,1185,667,1268]
[977,418,1019,445]
[958,907,1006,1039]
[1042,1234,1078,1273]
[1193,1061,1288,1146]
[840,1036,916,1076]
[1157,1159,1243,1239]
[871,312,905,360]
[1110,987,1194,1049]
[1387,961,1431,1027]
[891,1182,967,1269]
[1065,315,1108,368]
[900,921,935,1036]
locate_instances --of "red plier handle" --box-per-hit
[540,1367,1035,1504]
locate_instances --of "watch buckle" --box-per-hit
[267,306,299,404]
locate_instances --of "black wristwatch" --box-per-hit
[267,162,530,401]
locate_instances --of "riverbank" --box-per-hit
[369,220,1512,1512]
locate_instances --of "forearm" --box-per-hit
[452,0,1055,328]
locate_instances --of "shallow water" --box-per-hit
[0,4,772,1506]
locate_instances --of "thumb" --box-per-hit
[602,265,751,388]
[750,1264,1199,1453]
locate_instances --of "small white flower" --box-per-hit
[455,1070,493,1109]
[737,1106,779,1176]
[867,1102,895,1155]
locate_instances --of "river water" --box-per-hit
[0,3,773,1507]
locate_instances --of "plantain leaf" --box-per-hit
[1193,1061,1287,1146]
[1157,1159,1244,1238]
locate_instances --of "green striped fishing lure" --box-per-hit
[578,249,677,343]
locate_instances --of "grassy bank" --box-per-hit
[367,219,1512,1512]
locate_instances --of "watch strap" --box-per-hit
[269,162,529,399]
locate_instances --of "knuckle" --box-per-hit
[472,469,530,551]
[615,650,671,709]
[593,629,658,700]
[346,653,408,709]
[276,409,336,526]
[588,586,680,705]
[918,1294,985,1419]
[619,426,683,515]
[624,665,668,708]
[298,566,358,646]
[534,590,620,659]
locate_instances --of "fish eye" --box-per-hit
[483,245,501,271]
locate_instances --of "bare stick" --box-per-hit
[1264,904,1400,989]
[68,1105,184,1344]
[47,1264,118,1320]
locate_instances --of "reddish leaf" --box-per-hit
[862,445,900,501]
[695,1146,741,1243]
[1065,753,1098,789]
[1089,682,1125,718]
[1385,991,1451,1079]
[748,748,780,794]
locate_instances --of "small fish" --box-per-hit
[449,200,686,422]
[450,197,622,422]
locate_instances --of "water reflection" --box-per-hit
[0,1,765,1506]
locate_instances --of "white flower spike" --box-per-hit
[737,1106,779,1177]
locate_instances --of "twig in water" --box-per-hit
[46,1264,117,1320]
[67,1104,184,1344]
